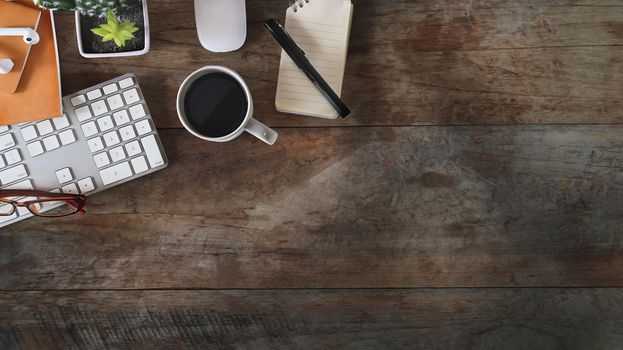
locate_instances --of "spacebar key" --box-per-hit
[99,162,133,186]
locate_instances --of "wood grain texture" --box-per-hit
[52,0,623,127]
[5,2,623,346]
[1,289,622,350]
[2,126,623,289]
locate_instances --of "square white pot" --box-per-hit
[75,0,150,58]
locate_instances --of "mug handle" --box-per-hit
[245,118,278,145]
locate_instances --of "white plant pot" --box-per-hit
[75,0,150,58]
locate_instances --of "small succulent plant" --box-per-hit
[34,0,138,18]
[90,10,139,47]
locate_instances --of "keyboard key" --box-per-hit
[100,161,133,186]
[81,121,98,137]
[56,167,73,184]
[70,94,87,106]
[43,135,60,151]
[131,156,149,174]
[123,88,140,105]
[109,146,126,162]
[119,77,134,89]
[141,135,165,168]
[129,104,146,120]
[125,140,141,157]
[0,133,15,151]
[77,177,96,193]
[20,125,37,141]
[27,141,44,157]
[52,115,70,130]
[0,156,4,168]
[0,211,17,223]
[135,119,152,136]
[97,115,114,131]
[0,126,8,134]
[103,131,120,147]
[0,164,28,185]
[103,83,119,94]
[5,179,33,190]
[107,94,124,110]
[4,149,21,165]
[91,100,108,116]
[75,106,92,121]
[113,110,131,125]
[59,130,77,145]
[93,152,111,168]
[36,120,54,135]
[119,125,136,141]
[62,183,79,194]
[87,137,104,153]
[87,89,102,100]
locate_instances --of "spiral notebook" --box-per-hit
[275,0,354,119]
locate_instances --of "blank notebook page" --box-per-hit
[275,0,353,119]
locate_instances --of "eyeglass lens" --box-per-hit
[28,199,82,217]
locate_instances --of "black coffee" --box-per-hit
[184,73,248,138]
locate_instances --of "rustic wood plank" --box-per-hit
[53,0,623,127]
[1,289,622,349]
[2,126,623,289]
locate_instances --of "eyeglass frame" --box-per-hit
[0,190,87,218]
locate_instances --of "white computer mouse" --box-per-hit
[194,0,247,52]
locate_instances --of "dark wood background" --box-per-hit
[2,0,623,349]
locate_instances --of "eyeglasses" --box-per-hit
[0,190,87,218]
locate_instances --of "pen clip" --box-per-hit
[270,19,305,56]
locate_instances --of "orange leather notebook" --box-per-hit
[0,2,62,126]
[0,1,41,94]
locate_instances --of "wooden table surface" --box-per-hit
[2,1,623,349]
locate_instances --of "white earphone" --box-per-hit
[0,27,40,45]
[0,59,14,74]
[0,27,40,74]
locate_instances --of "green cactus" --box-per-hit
[91,10,139,47]
[34,0,139,17]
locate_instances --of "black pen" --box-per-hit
[265,18,351,118]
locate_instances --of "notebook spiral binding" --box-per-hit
[289,0,310,12]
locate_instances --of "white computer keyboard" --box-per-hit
[0,74,168,228]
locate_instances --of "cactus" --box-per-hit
[91,10,139,47]
[34,0,77,11]
[34,0,139,17]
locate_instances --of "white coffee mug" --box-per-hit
[177,66,278,145]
